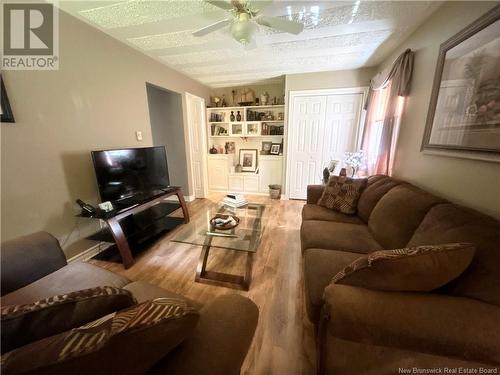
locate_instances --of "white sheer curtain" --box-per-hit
[361,49,414,176]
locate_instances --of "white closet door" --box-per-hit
[288,95,327,200]
[323,94,363,164]
[288,90,365,200]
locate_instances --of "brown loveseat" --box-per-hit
[302,175,500,373]
[1,232,258,375]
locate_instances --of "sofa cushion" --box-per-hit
[323,335,498,375]
[1,262,130,306]
[304,248,363,323]
[1,297,199,375]
[1,232,67,296]
[302,204,364,224]
[368,184,444,249]
[331,243,475,292]
[408,203,500,307]
[123,281,201,309]
[152,295,259,375]
[301,220,382,254]
[357,175,400,223]
[317,176,368,214]
[1,286,136,354]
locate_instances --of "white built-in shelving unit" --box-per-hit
[206,105,285,195]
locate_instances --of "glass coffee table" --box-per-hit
[172,202,266,290]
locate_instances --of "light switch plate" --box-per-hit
[135,131,143,141]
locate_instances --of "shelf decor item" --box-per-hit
[230,111,235,121]
[239,149,258,172]
[210,214,240,230]
[261,141,272,155]
[225,142,235,154]
[238,88,255,106]
[344,150,365,177]
[236,111,242,121]
[270,143,281,155]
[422,6,500,161]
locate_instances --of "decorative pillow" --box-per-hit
[317,176,368,214]
[1,286,136,354]
[1,297,199,375]
[331,243,475,291]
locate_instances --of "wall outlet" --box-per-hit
[135,131,143,141]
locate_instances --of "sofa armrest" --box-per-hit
[152,294,258,375]
[307,185,325,204]
[1,232,67,296]
[304,248,363,323]
[322,284,500,365]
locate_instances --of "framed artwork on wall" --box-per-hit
[239,149,258,172]
[421,6,500,162]
[1,75,15,123]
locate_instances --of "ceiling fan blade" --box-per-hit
[255,15,304,35]
[192,19,232,37]
[250,0,273,11]
[205,0,234,11]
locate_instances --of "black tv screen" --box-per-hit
[91,146,170,203]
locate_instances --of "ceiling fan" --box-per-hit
[193,0,304,45]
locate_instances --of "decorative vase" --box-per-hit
[230,111,235,121]
[236,111,241,121]
[235,164,243,173]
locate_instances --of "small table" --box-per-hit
[80,187,189,269]
[172,203,266,291]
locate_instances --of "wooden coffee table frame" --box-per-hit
[194,205,263,291]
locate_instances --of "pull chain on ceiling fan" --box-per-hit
[193,0,304,46]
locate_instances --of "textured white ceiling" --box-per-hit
[58,1,442,88]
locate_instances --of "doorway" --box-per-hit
[286,88,368,200]
[146,83,190,196]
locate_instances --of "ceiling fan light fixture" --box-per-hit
[231,13,253,45]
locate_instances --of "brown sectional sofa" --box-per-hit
[1,232,258,375]
[301,175,500,373]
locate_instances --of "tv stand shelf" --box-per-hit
[82,187,189,268]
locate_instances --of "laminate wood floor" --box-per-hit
[88,193,316,375]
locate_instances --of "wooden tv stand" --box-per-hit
[85,187,189,269]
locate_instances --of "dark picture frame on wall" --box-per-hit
[1,75,15,123]
[421,5,500,162]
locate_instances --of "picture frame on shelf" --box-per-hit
[421,6,500,161]
[270,143,281,155]
[239,149,258,172]
[261,141,272,155]
[225,142,235,154]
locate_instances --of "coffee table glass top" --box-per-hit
[171,203,266,253]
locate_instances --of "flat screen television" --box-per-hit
[91,146,170,203]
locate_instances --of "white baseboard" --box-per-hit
[164,195,195,202]
[67,242,111,263]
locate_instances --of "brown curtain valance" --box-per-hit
[364,48,415,109]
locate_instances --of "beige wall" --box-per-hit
[285,68,376,93]
[1,9,210,257]
[377,1,500,219]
